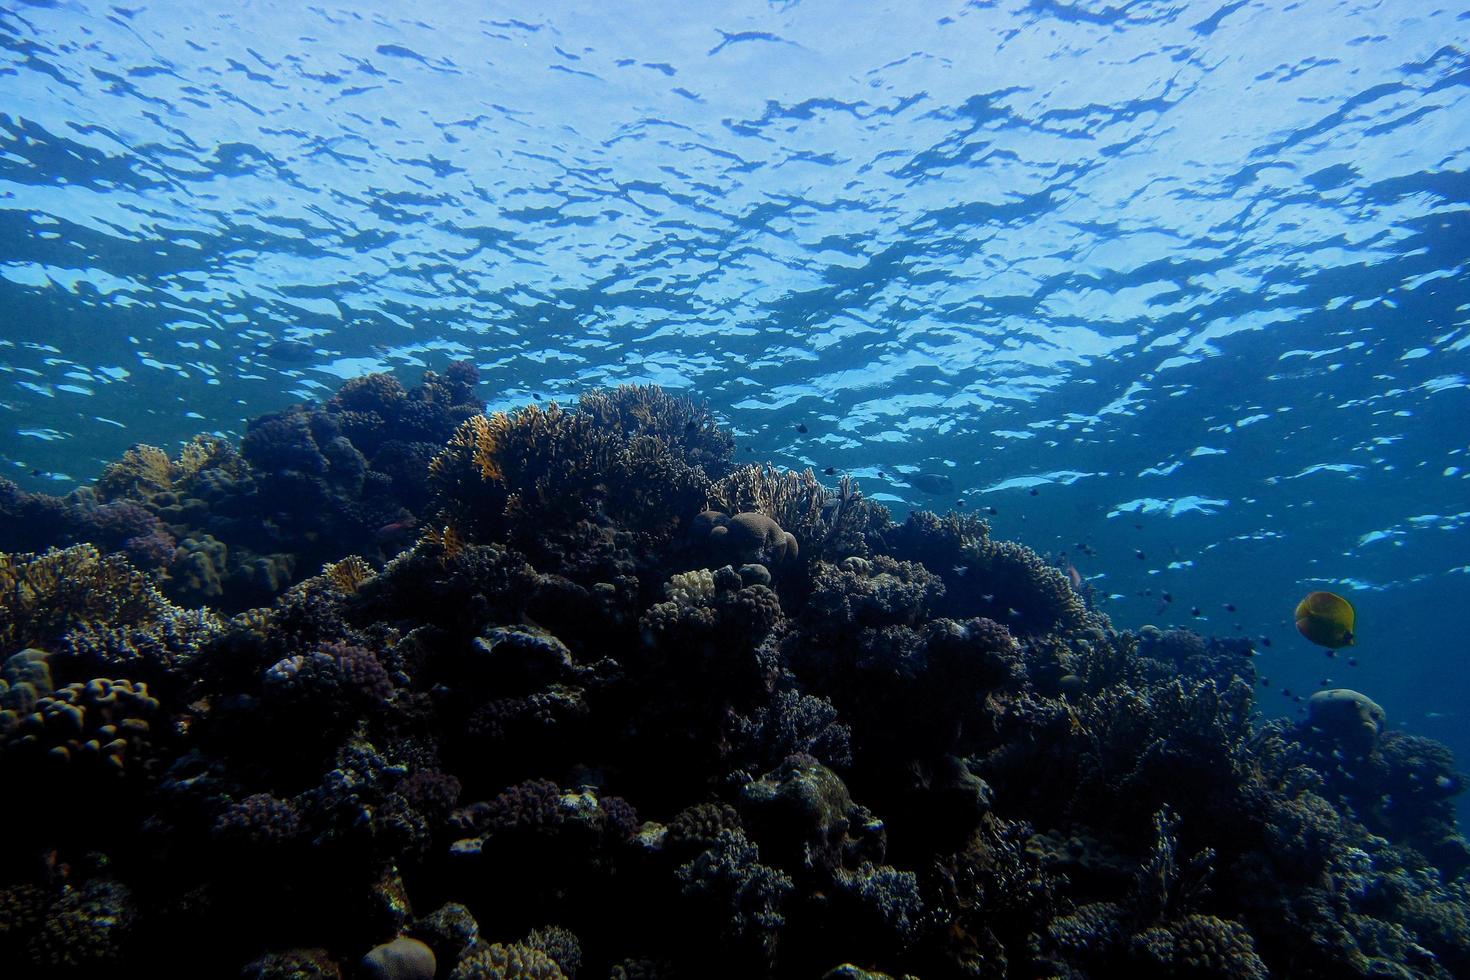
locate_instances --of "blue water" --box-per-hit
[2,0,1468,805]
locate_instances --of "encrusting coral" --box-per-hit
[0,381,1464,978]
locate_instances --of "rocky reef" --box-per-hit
[0,380,1466,979]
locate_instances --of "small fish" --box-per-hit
[823,467,836,475]
[1029,487,1039,496]
[956,499,966,509]
[1319,678,1330,686]
[986,506,997,515]
[1135,550,1146,560]
[533,392,542,400]
[1161,592,1173,603]
[1007,607,1021,618]
[375,517,418,541]
[1224,603,1237,612]
[1282,688,1293,697]
[1347,657,1358,667]
[1261,677,1270,687]
[746,447,755,453]
[877,470,887,479]
[952,565,968,577]
[1067,564,1083,590]
[981,593,995,603]
[1260,636,1272,648]
[1190,606,1201,617]
[796,423,808,434]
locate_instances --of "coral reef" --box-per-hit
[0,383,1465,978]
[1,365,484,612]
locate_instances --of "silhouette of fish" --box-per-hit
[257,339,316,362]
[911,472,954,495]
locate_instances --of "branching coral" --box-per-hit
[95,444,176,502]
[428,395,714,579]
[578,384,734,477]
[0,545,219,686]
[706,465,887,563]
[675,828,795,969]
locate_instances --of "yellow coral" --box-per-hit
[431,414,504,486]
[174,434,245,483]
[96,445,175,501]
[0,545,177,654]
[324,555,373,594]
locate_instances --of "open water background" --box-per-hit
[2,1,1468,809]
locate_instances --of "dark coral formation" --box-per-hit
[0,383,1466,978]
[0,365,485,612]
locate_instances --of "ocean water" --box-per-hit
[2,0,1468,817]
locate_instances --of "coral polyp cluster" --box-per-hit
[0,381,1465,978]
